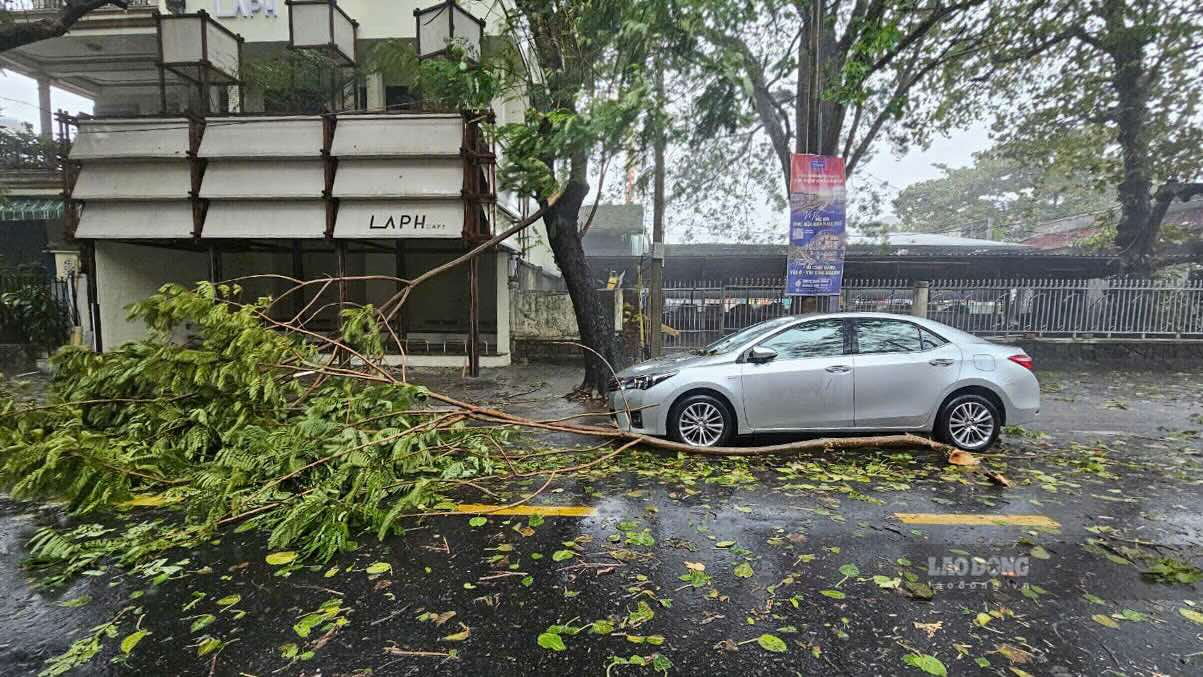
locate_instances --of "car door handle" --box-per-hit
[929,358,955,367]
[825,365,852,373]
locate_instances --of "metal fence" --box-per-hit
[662,277,1203,352]
[0,272,78,325]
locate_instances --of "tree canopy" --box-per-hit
[892,147,1113,238]
[966,0,1203,268]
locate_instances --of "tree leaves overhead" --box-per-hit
[964,0,1203,266]
[892,147,1114,236]
[666,0,1002,240]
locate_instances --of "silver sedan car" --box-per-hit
[608,312,1039,451]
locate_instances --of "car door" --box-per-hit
[850,318,962,429]
[739,319,854,431]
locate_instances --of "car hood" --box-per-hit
[616,351,727,377]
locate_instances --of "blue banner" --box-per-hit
[785,154,846,296]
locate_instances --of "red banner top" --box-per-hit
[789,154,846,194]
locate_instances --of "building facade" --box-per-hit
[1,1,561,371]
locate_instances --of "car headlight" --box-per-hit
[608,371,677,391]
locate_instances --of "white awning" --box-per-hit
[75,201,194,239]
[73,161,192,200]
[200,161,325,199]
[332,158,463,198]
[203,200,327,239]
[198,117,325,158]
[70,119,192,160]
[330,115,462,157]
[334,200,463,239]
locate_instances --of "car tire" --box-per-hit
[668,394,734,448]
[936,393,1001,451]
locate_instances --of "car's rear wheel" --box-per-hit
[937,394,1000,451]
[668,394,734,448]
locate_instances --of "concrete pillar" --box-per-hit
[366,73,385,111]
[37,78,52,140]
[495,251,511,358]
[911,280,930,318]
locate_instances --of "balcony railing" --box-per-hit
[6,0,157,13]
[0,128,61,176]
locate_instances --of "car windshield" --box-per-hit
[695,316,798,355]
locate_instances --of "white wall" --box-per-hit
[94,241,209,349]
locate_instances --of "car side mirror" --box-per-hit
[747,346,777,364]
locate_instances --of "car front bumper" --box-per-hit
[607,387,667,436]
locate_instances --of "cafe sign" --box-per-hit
[213,0,278,18]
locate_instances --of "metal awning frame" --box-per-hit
[156,11,246,116]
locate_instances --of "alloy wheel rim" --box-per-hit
[679,402,725,447]
[948,401,994,449]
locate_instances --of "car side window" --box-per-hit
[920,328,947,350]
[855,319,925,354]
[757,320,845,359]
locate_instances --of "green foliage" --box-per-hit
[37,607,133,677]
[0,283,512,586]
[1142,558,1203,585]
[892,147,1114,236]
[0,282,71,352]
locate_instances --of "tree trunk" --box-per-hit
[543,180,616,395]
[1108,27,1154,272]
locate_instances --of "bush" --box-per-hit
[0,282,71,352]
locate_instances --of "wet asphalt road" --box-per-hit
[2,367,1202,676]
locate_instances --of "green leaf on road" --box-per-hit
[265,551,297,566]
[365,562,392,575]
[469,516,487,527]
[538,632,566,651]
[902,653,947,676]
[1178,608,1203,625]
[191,614,216,633]
[552,549,575,562]
[820,589,846,599]
[197,638,223,656]
[716,540,736,548]
[757,633,787,653]
[1029,545,1051,560]
[838,563,860,577]
[121,630,148,654]
[733,562,754,578]
[1092,613,1120,628]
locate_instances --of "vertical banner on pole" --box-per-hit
[785,154,846,296]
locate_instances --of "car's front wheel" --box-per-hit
[668,394,734,448]
[936,394,1001,451]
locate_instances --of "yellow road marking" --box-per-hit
[454,504,596,518]
[895,513,1060,529]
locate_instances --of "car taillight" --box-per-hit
[1008,354,1034,370]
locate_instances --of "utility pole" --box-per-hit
[804,0,836,313]
[649,68,667,356]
